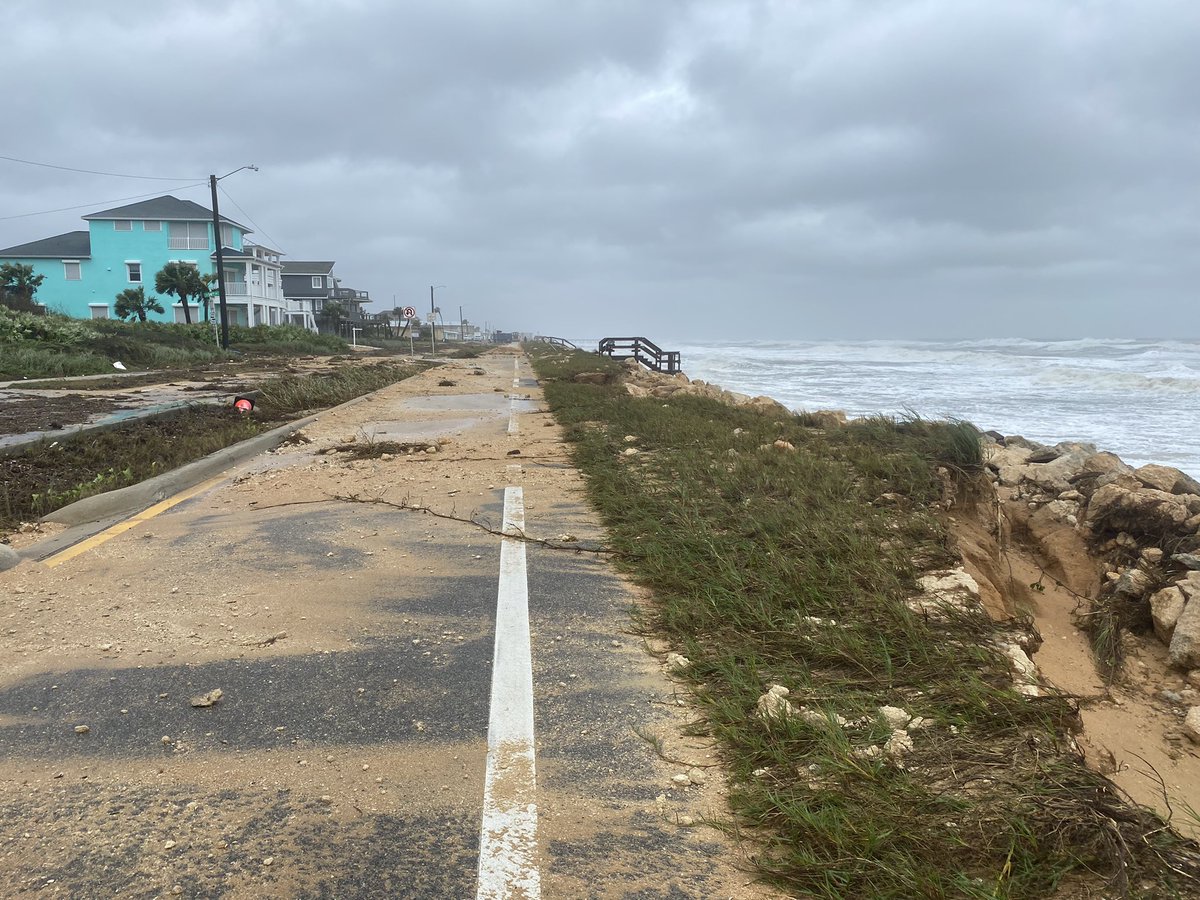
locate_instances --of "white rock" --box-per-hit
[1150,586,1187,644]
[755,684,798,721]
[687,768,707,785]
[884,730,915,760]
[1169,594,1200,669]
[878,706,912,730]
[671,773,691,786]
[665,652,691,672]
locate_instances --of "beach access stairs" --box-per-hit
[597,337,682,374]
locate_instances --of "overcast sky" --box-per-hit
[2,0,1198,341]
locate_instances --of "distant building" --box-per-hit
[281,261,370,333]
[0,195,292,326]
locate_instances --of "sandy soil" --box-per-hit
[952,493,1200,840]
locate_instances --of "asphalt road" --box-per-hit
[0,352,763,899]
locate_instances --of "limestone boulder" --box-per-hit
[0,544,20,572]
[1113,566,1154,598]
[1134,464,1200,497]
[1086,483,1194,537]
[574,371,611,385]
[1169,590,1200,669]
[1150,586,1187,644]
[1013,443,1097,495]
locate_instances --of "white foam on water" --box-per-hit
[663,338,1200,478]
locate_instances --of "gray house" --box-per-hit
[282,260,371,333]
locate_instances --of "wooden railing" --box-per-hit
[597,336,681,374]
[533,336,579,349]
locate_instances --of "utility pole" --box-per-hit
[430,285,436,355]
[209,176,230,349]
[459,305,464,343]
[209,165,258,350]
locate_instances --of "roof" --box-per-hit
[83,195,248,231]
[282,261,335,275]
[0,230,91,258]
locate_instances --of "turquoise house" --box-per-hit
[0,195,297,327]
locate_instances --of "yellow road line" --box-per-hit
[43,474,228,568]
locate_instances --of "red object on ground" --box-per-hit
[233,397,254,414]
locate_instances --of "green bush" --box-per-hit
[227,323,346,353]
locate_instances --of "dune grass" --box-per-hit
[529,347,1200,899]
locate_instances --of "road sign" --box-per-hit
[402,306,417,319]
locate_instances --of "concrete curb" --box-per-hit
[40,413,318,527]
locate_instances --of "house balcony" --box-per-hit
[224,281,282,302]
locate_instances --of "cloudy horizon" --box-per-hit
[3,0,1198,342]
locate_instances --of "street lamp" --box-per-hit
[210,165,259,349]
[430,284,445,355]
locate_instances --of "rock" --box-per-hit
[1134,464,1200,497]
[1027,448,1061,464]
[1086,483,1193,536]
[623,435,637,442]
[744,396,791,417]
[884,730,915,761]
[1179,571,1200,603]
[1184,707,1200,744]
[1140,547,1164,567]
[772,440,796,452]
[164,840,177,850]
[624,383,650,398]
[665,652,691,672]
[573,372,610,385]
[756,684,798,721]
[1150,587,1187,644]
[802,410,847,429]
[622,447,640,457]
[1113,567,1153,598]
[189,688,224,708]
[678,815,696,827]
[877,706,912,730]
[74,724,90,734]
[671,773,691,786]
[0,545,20,571]
[1174,553,1200,571]
[687,768,707,785]
[1169,593,1200,669]
[909,569,981,617]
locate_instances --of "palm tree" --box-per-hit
[154,262,207,325]
[113,286,164,322]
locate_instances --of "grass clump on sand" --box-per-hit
[0,361,422,530]
[528,346,1200,899]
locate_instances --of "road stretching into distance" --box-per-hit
[0,350,764,899]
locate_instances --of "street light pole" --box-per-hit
[209,165,258,350]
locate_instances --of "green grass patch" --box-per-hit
[0,307,351,379]
[528,346,1200,898]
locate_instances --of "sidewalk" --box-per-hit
[0,350,764,899]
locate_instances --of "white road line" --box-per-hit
[508,395,519,434]
[477,487,540,899]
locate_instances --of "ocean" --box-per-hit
[653,338,1200,479]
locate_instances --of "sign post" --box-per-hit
[402,307,417,357]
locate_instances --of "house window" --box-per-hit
[168,221,209,250]
[312,276,323,289]
[220,224,234,247]
[63,261,81,280]
[143,220,161,231]
[126,262,142,283]
[114,220,133,232]
[88,304,110,320]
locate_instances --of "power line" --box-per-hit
[218,184,286,254]
[0,183,209,222]
[0,154,199,182]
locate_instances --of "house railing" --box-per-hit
[597,336,681,374]
[533,336,578,349]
